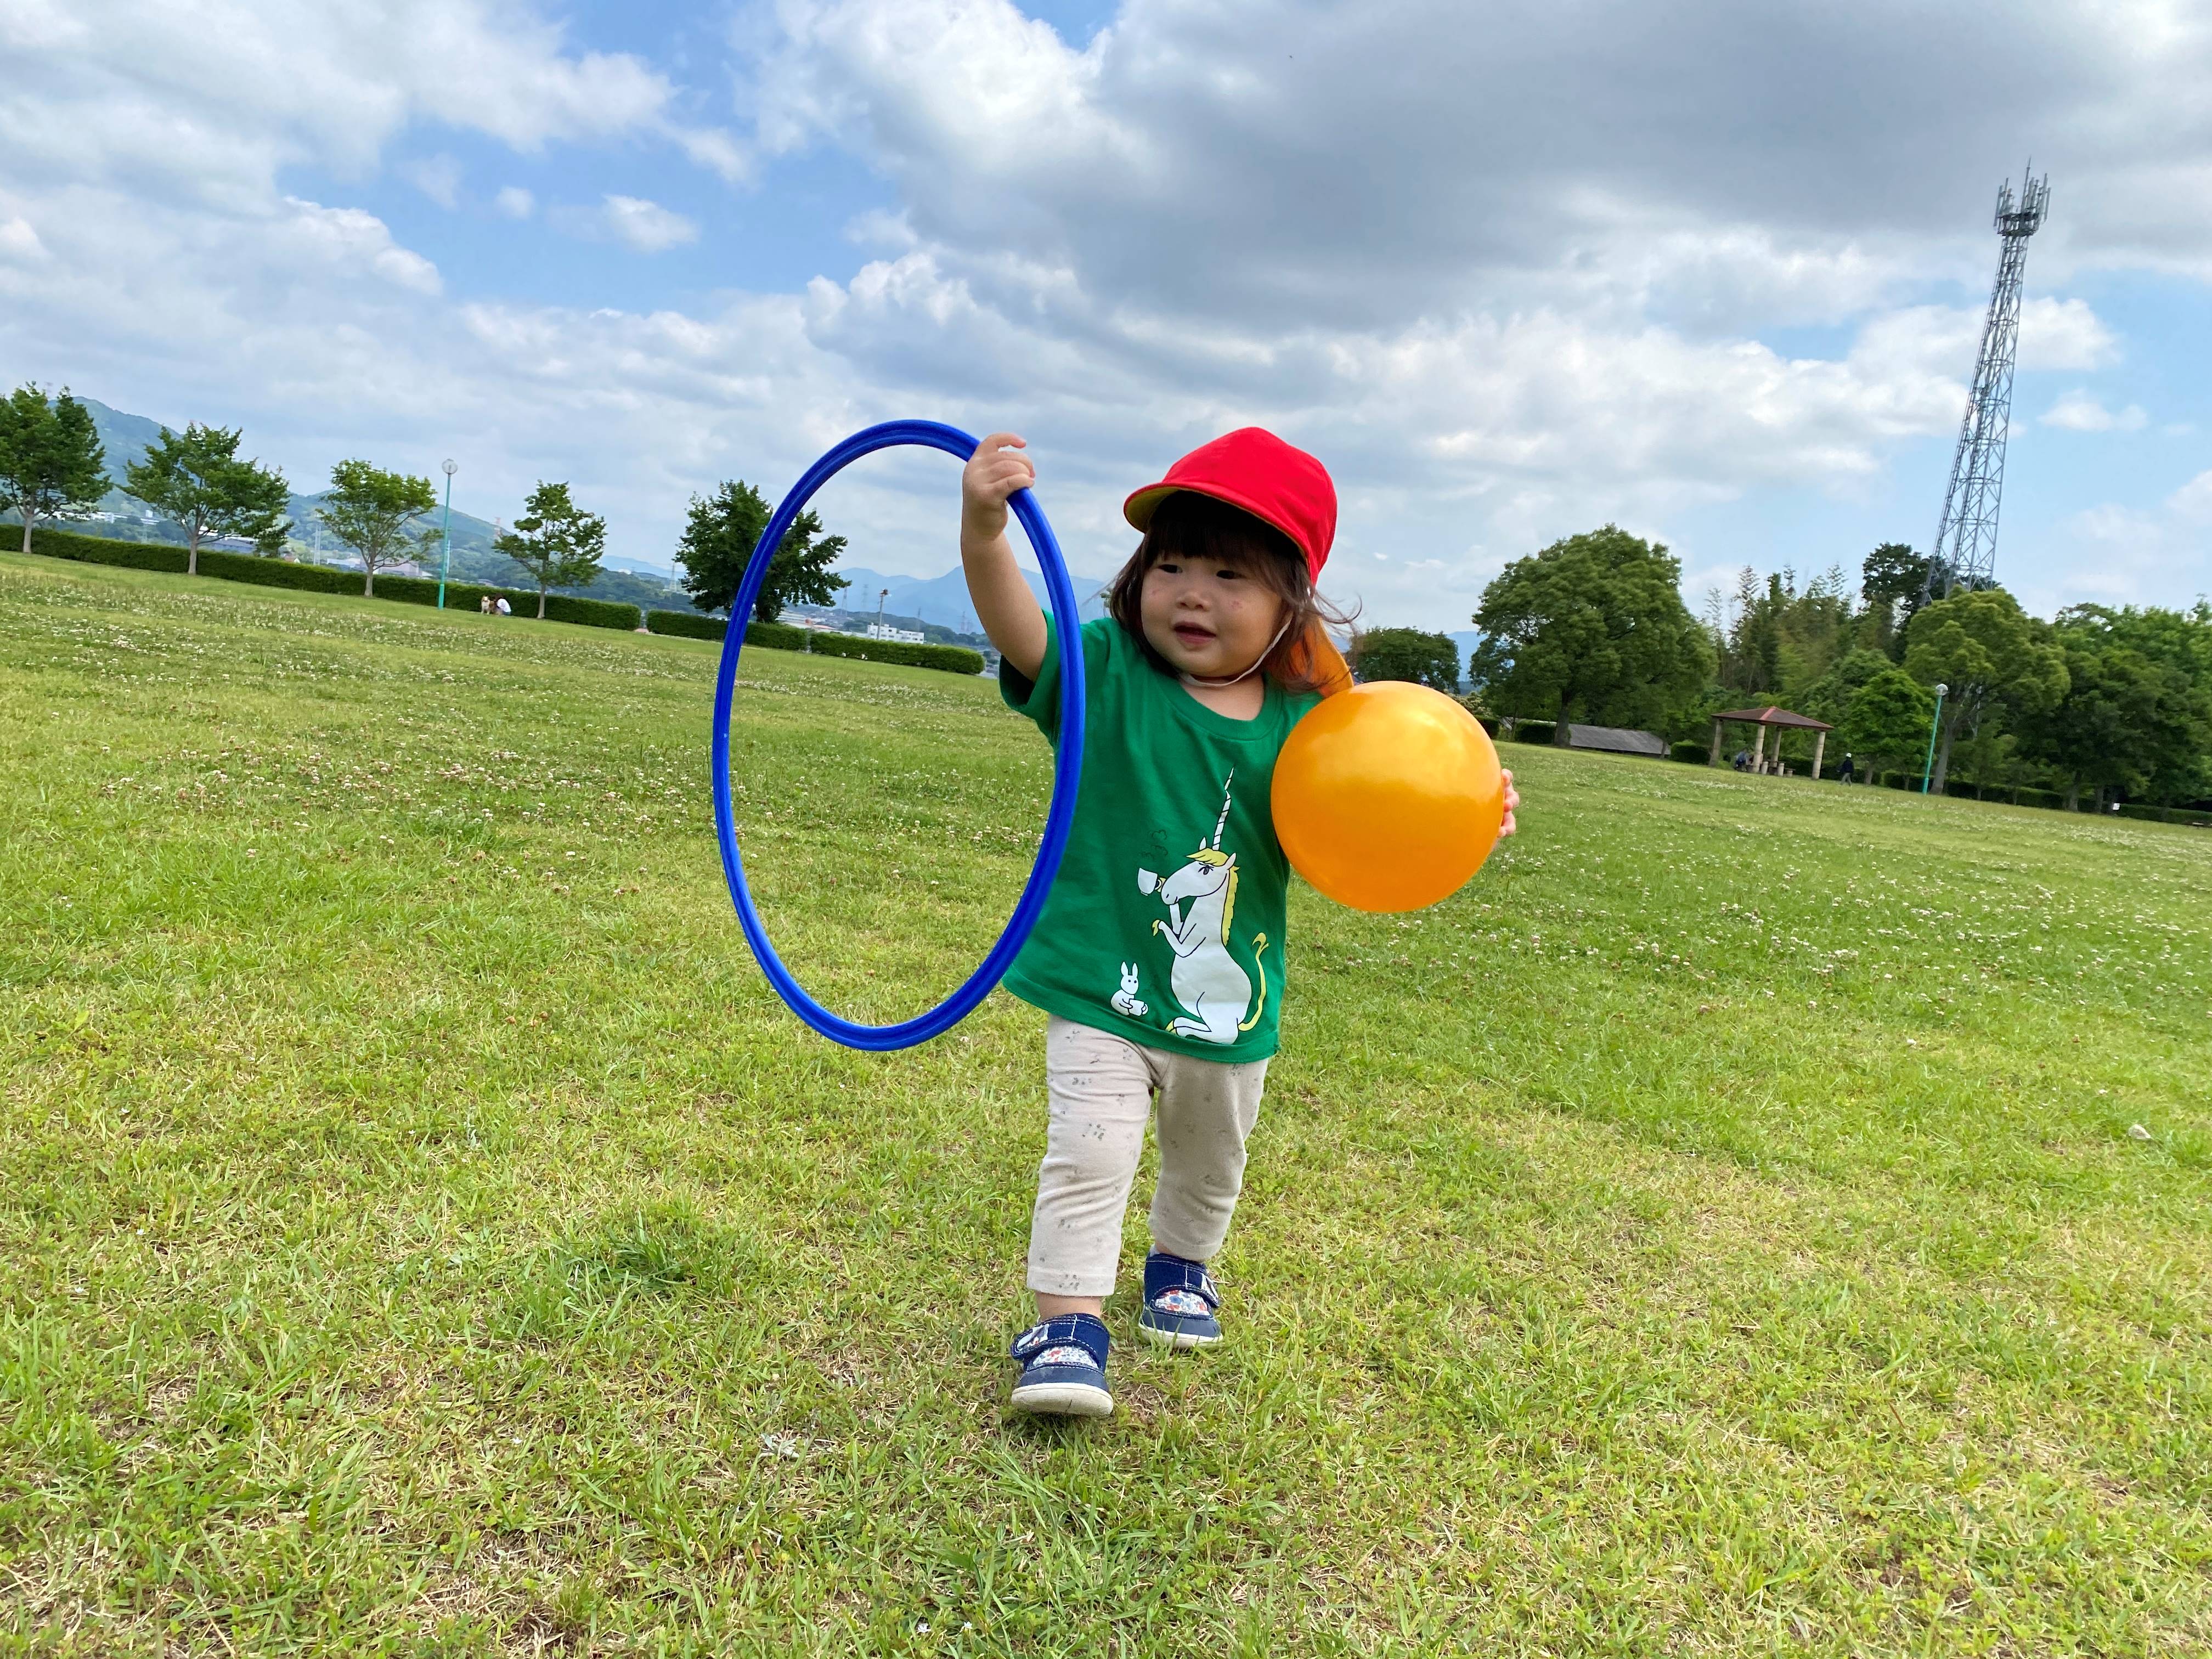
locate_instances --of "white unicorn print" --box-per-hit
[1136,770,1269,1045]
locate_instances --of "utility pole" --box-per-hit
[1925,170,2050,602]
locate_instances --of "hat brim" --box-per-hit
[1122,480,1295,543]
[1122,481,1324,582]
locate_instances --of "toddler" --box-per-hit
[959,428,1515,1415]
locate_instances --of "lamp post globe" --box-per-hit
[436,460,458,610]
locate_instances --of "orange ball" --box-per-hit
[1271,681,1506,912]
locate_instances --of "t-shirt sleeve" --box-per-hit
[1000,616,1114,742]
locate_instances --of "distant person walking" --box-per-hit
[1837,752,1857,784]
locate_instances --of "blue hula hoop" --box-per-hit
[710,420,1087,1051]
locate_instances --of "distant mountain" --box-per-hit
[59,394,509,559]
[827,563,1110,631]
[78,396,169,481]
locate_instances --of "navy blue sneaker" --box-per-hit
[1009,1313,1113,1417]
[1137,1251,1222,1350]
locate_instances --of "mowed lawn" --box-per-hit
[3,551,2209,1658]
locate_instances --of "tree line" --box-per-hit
[17,379,2202,800]
[0,383,855,624]
[1424,524,2212,810]
[1,385,608,614]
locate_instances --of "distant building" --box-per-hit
[865,623,926,644]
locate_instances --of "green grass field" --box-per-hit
[3,550,2209,1656]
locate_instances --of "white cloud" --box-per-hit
[0,1,723,203]
[2050,471,2212,606]
[747,0,2212,325]
[0,216,49,262]
[599,195,700,253]
[2170,470,2212,523]
[408,154,463,210]
[280,198,442,295]
[2041,390,2150,432]
[674,126,752,185]
[494,186,535,220]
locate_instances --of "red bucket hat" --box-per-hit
[1122,427,1336,582]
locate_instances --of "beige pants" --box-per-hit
[1028,1015,1271,1297]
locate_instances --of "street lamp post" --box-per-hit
[1921,681,1949,794]
[437,459,458,609]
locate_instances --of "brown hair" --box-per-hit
[1103,492,1354,695]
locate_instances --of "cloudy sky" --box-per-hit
[4,0,2209,625]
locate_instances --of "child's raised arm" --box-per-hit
[960,432,1049,682]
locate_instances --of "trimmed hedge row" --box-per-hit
[20,526,641,631]
[379,575,639,631]
[2118,802,2212,826]
[643,611,979,672]
[25,527,189,573]
[1670,740,1709,764]
[1513,720,1557,746]
[747,620,809,652]
[805,631,985,674]
[646,609,725,641]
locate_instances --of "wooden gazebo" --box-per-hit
[1709,705,1834,777]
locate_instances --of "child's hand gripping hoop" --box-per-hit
[710,420,1087,1051]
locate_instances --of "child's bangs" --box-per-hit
[1147,493,1305,593]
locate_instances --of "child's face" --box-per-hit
[1138,549,1288,680]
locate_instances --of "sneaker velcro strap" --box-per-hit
[1143,1252,1218,1314]
[1010,1313,1110,1368]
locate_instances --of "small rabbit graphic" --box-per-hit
[1110,962,1148,1019]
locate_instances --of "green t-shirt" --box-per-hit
[999,617,1321,1062]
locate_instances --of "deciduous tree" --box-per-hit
[125,423,291,575]
[1860,541,1933,658]
[496,482,606,619]
[1838,668,1936,780]
[1902,589,2067,793]
[1792,648,1893,729]
[317,460,437,598]
[2049,602,2212,804]
[1469,526,1708,744]
[675,480,848,622]
[1355,627,1460,691]
[0,385,107,554]
[2014,610,2212,809]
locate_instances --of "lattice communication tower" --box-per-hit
[1925,169,2050,600]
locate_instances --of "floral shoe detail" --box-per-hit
[1137,1250,1222,1350]
[1009,1313,1113,1417]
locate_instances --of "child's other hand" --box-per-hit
[962,432,1034,541]
[1498,769,1520,838]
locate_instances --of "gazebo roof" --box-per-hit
[1713,705,1833,731]
[1566,724,1667,757]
